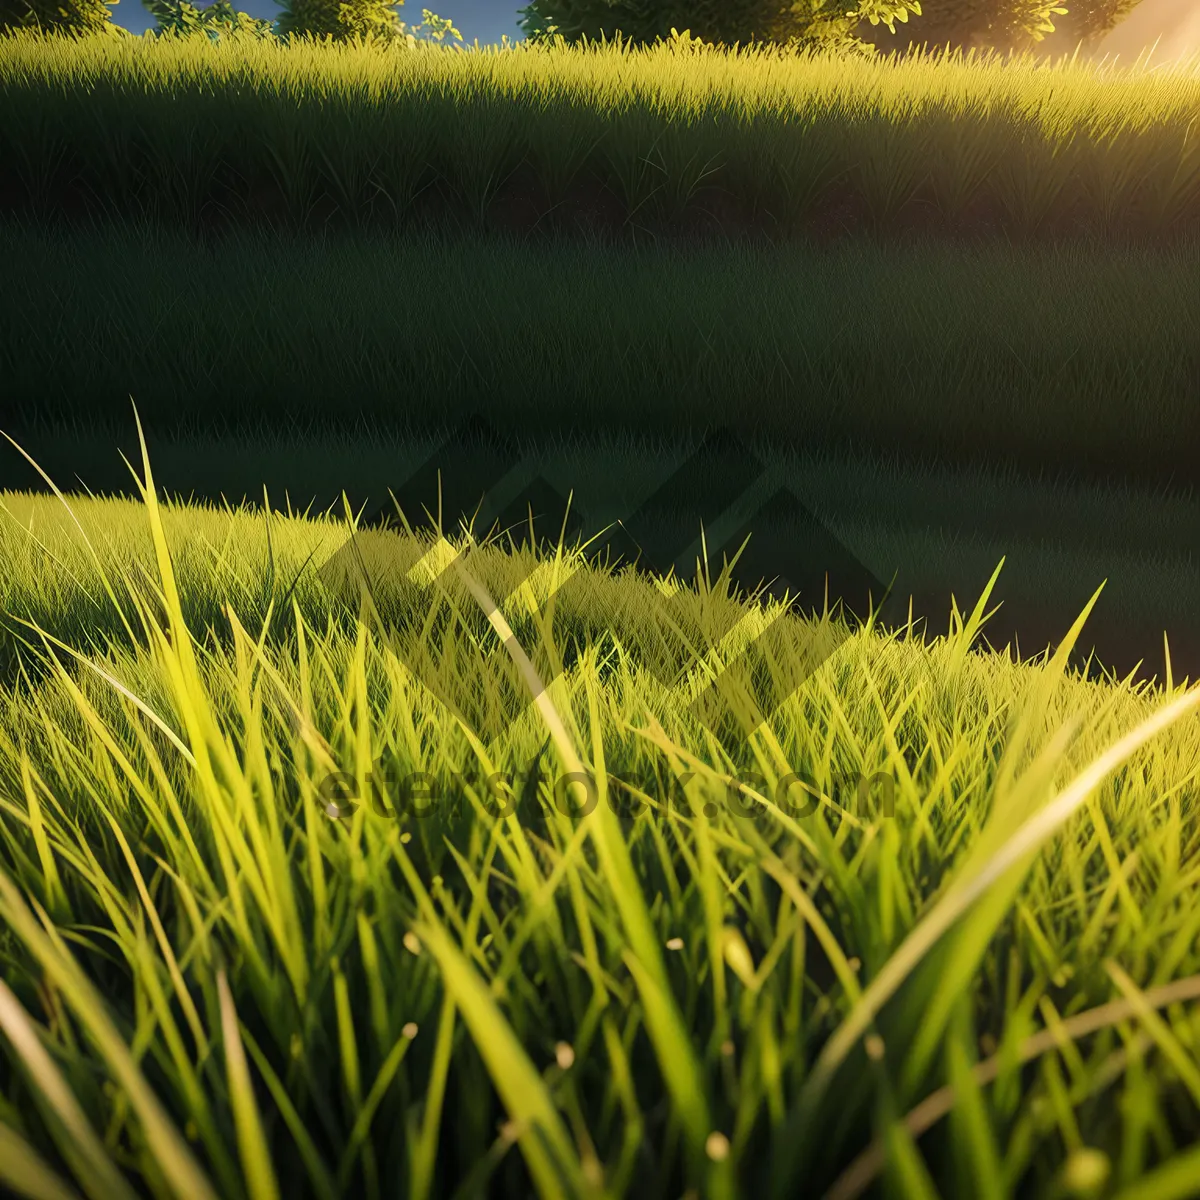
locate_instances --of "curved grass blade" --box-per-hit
[0,979,139,1200]
[413,917,591,1200]
[0,1122,83,1200]
[218,972,282,1200]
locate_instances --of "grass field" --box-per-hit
[5,23,1200,1200]
[5,217,1200,482]
[2,30,1200,241]
[1,449,1200,1199]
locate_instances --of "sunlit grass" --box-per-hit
[0,434,1199,1197]
[1,28,1198,237]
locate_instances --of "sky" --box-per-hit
[109,0,528,41]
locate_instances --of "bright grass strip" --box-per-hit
[0,31,1198,239]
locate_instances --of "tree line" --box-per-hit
[0,0,1143,59]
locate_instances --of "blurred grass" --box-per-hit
[0,442,1199,1197]
[3,217,1199,483]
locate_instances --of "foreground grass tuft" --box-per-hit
[0,441,1199,1198]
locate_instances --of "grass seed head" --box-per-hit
[706,1132,730,1162]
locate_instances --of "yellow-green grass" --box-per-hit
[1,442,1200,1197]
[4,426,1200,679]
[1,29,1199,239]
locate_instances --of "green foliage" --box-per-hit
[273,0,460,46]
[144,0,274,40]
[0,0,117,35]
[142,0,460,47]
[858,0,1143,53]
[515,0,922,56]
[403,5,460,43]
[274,0,400,43]
[516,0,1146,56]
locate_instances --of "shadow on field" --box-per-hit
[5,422,1197,686]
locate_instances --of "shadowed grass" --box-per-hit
[3,218,1199,483]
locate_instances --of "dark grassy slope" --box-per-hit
[5,218,1199,486]
[4,39,1197,686]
